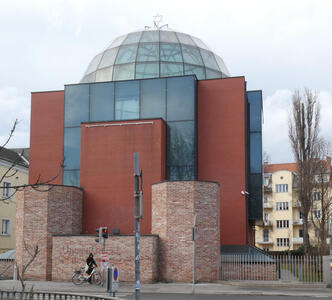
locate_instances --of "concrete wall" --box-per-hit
[52,235,158,282]
[152,181,220,282]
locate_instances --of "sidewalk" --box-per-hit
[0,280,332,298]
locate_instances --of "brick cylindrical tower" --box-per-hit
[152,181,220,282]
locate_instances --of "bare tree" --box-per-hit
[16,241,40,300]
[289,89,320,255]
[310,139,332,255]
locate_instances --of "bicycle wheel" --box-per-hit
[93,271,102,285]
[72,271,85,285]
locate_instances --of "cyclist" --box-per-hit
[85,253,97,283]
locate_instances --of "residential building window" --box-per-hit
[313,191,321,201]
[276,184,288,193]
[315,229,319,238]
[264,212,269,223]
[264,194,269,203]
[299,211,303,219]
[1,219,10,235]
[2,182,11,198]
[299,229,303,238]
[263,247,269,252]
[277,238,289,247]
[263,229,269,242]
[276,220,289,228]
[276,202,289,210]
[313,210,321,219]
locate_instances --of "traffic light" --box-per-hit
[102,227,109,239]
[95,227,102,244]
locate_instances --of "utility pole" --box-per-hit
[134,153,143,300]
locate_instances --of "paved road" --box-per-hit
[123,295,331,300]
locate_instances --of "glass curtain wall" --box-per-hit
[247,90,263,220]
[63,75,196,186]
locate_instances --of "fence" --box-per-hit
[0,291,113,300]
[220,254,323,283]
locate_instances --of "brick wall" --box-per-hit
[0,260,14,279]
[51,235,158,282]
[152,181,220,283]
[15,186,83,280]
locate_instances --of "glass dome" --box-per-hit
[80,29,230,83]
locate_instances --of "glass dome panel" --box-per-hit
[108,34,127,49]
[175,32,196,46]
[140,31,159,43]
[95,66,113,82]
[99,48,119,69]
[214,54,230,76]
[160,31,179,43]
[113,63,135,81]
[122,31,142,45]
[135,62,159,79]
[160,43,183,63]
[200,49,219,70]
[205,68,222,79]
[160,63,184,77]
[181,45,204,66]
[184,64,205,80]
[81,72,96,83]
[85,53,103,75]
[191,36,210,50]
[115,45,138,64]
[137,43,159,62]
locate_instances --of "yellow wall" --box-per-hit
[0,163,28,252]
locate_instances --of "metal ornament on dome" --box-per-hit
[80,17,230,83]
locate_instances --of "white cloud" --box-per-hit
[0,87,30,148]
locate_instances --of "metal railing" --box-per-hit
[0,290,113,300]
[220,254,323,283]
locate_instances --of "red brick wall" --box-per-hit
[29,91,64,185]
[0,260,14,279]
[152,181,220,283]
[221,263,278,280]
[52,235,158,282]
[15,186,82,280]
[197,78,247,246]
[80,119,166,235]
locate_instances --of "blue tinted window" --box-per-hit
[63,127,81,170]
[250,132,262,173]
[200,49,219,70]
[247,91,262,132]
[90,82,114,121]
[115,81,139,120]
[135,62,159,79]
[205,69,222,79]
[63,170,80,187]
[64,85,89,127]
[181,45,203,65]
[167,121,195,180]
[140,31,159,43]
[140,79,166,119]
[113,63,135,81]
[166,76,195,121]
[248,174,263,220]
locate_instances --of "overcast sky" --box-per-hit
[1,0,331,163]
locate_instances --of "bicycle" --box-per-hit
[72,267,102,285]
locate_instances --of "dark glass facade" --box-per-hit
[247,90,263,220]
[63,75,196,186]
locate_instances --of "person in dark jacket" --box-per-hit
[86,253,97,283]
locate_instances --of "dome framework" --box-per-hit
[80,29,230,83]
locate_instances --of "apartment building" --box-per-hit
[256,160,331,252]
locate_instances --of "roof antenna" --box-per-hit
[153,14,168,30]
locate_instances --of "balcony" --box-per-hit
[293,219,303,226]
[264,185,272,193]
[293,237,303,244]
[263,202,273,209]
[263,221,273,227]
[257,240,274,245]
[292,201,301,208]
